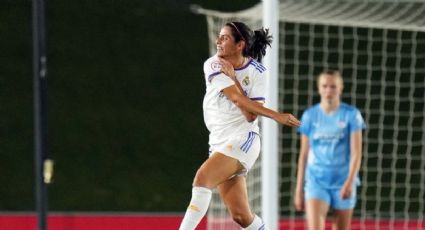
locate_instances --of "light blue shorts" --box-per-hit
[304,185,357,210]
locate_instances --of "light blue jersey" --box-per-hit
[298,103,366,189]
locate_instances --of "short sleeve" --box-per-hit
[349,108,366,133]
[203,56,235,91]
[298,110,311,135]
[210,74,235,91]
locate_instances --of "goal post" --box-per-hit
[262,0,280,230]
[194,1,425,229]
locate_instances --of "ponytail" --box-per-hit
[249,28,272,62]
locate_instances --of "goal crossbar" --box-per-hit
[192,0,425,32]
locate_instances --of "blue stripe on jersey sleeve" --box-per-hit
[208,71,222,82]
[250,61,266,73]
[251,97,265,101]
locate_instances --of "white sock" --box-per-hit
[179,186,212,230]
[243,214,267,230]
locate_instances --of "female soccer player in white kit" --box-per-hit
[179,22,301,230]
[294,70,366,230]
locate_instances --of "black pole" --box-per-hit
[32,0,48,229]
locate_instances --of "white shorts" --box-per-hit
[209,131,261,176]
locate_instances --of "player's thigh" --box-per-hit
[217,176,251,216]
[305,186,331,230]
[305,199,330,230]
[330,188,355,230]
[193,152,243,188]
[332,209,353,230]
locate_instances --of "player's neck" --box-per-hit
[228,55,246,69]
[320,100,340,114]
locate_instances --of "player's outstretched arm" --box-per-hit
[231,78,259,122]
[222,85,301,127]
[218,57,258,122]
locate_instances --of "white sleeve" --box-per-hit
[210,73,235,91]
[203,57,235,91]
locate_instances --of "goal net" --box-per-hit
[194,1,425,229]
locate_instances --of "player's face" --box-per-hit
[216,26,241,58]
[318,74,343,103]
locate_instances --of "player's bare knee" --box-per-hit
[193,168,210,188]
[231,213,252,227]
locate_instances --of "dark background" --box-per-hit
[0,0,259,212]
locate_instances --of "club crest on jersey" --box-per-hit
[242,76,250,86]
[211,61,222,71]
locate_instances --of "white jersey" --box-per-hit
[202,55,266,145]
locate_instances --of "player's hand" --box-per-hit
[273,113,301,127]
[294,189,304,211]
[218,57,236,81]
[340,181,353,199]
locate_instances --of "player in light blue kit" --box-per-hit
[294,70,366,230]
